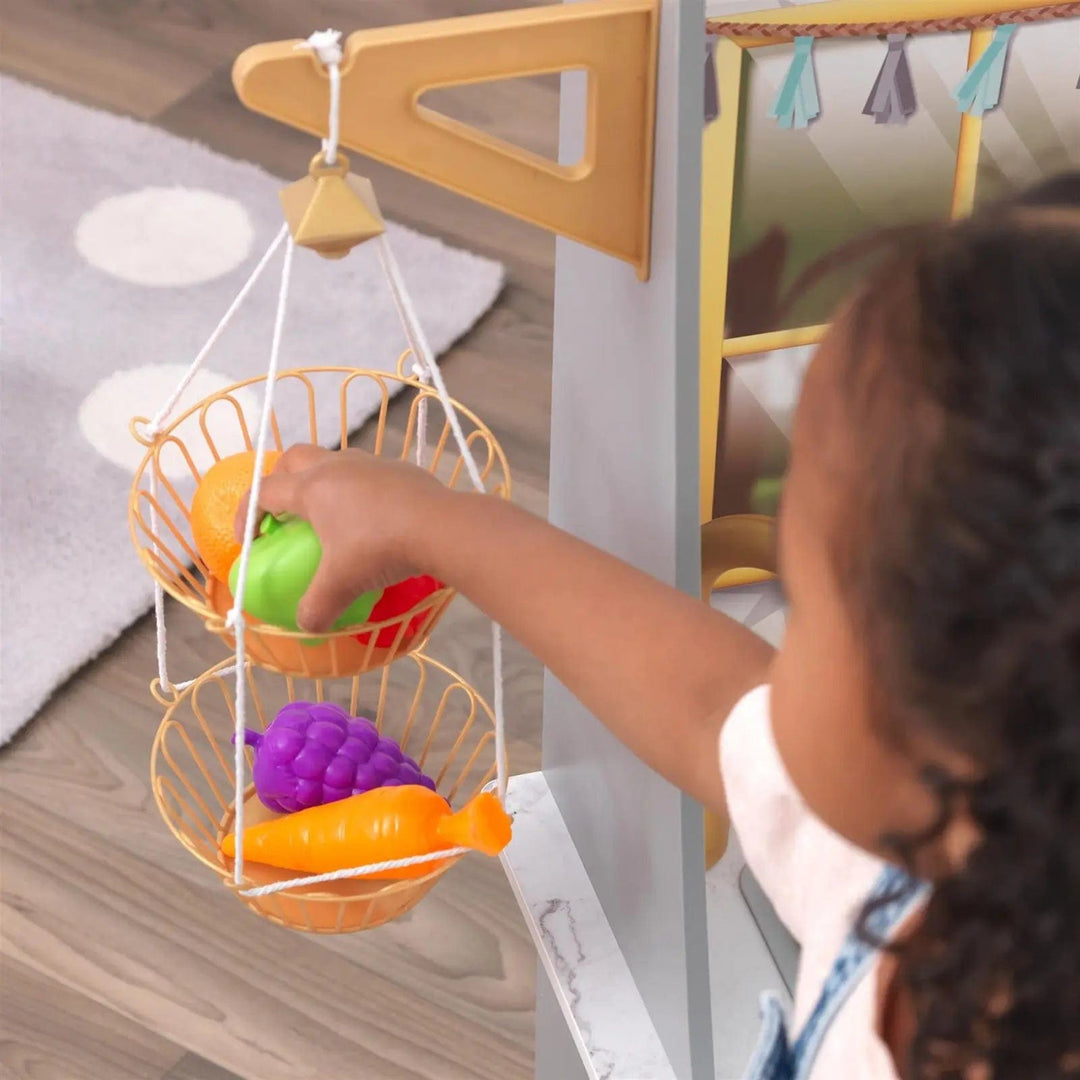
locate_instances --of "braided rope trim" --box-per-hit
[706,2,1080,41]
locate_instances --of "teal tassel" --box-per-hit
[952,24,1016,116]
[769,36,820,130]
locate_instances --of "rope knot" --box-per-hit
[297,28,343,67]
[295,29,343,165]
[225,609,245,631]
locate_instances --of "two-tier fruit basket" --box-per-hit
[129,31,512,934]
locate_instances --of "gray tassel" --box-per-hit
[863,33,917,125]
[705,37,720,125]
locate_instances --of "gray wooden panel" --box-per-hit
[543,0,710,1076]
[534,962,591,1080]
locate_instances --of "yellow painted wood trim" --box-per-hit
[700,37,745,524]
[950,29,992,218]
[234,0,659,279]
[705,807,730,868]
[722,322,830,359]
[711,566,776,590]
[700,514,778,595]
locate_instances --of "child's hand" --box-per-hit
[234,444,448,633]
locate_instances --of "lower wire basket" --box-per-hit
[150,653,500,933]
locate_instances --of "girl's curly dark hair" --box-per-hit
[836,174,1080,1079]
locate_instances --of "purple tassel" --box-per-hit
[705,37,720,125]
[863,34,917,125]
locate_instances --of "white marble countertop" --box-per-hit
[501,769,791,1080]
[501,771,677,1080]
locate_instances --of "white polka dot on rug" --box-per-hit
[75,187,254,287]
[79,365,260,477]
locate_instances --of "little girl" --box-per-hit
[241,175,1080,1079]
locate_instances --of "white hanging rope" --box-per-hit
[146,460,172,693]
[492,625,507,803]
[414,357,430,469]
[376,231,508,803]
[143,226,290,441]
[150,543,170,692]
[173,663,240,693]
[376,239,432,468]
[375,236,486,493]
[296,30,344,165]
[143,224,290,694]
[240,846,471,897]
[227,236,296,884]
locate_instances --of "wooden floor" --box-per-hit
[1,3,558,1077]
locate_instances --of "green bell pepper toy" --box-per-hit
[228,515,380,633]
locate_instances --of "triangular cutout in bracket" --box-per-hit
[233,0,659,279]
[418,71,573,168]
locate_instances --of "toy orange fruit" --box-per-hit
[191,450,280,583]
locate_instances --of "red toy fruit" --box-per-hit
[354,575,444,648]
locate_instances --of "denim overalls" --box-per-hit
[744,864,929,1080]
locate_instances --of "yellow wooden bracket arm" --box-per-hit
[233,0,660,279]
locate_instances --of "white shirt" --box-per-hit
[720,685,907,1080]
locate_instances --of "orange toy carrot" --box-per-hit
[221,785,511,880]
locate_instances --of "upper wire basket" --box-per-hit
[152,652,500,932]
[129,359,511,685]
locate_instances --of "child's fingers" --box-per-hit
[256,469,305,517]
[272,443,328,474]
[233,471,304,541]
[296,549,361,634]
[234,492,253,543]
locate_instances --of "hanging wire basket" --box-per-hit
[129,360,511,685]
[151,652,501,933]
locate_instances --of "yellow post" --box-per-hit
[699,37,745,525]
[950,28,992,219]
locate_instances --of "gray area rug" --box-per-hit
[0,78,505,744]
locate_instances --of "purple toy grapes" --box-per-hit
[243,701,437,814]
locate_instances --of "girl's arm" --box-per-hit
[244,446,775,812]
